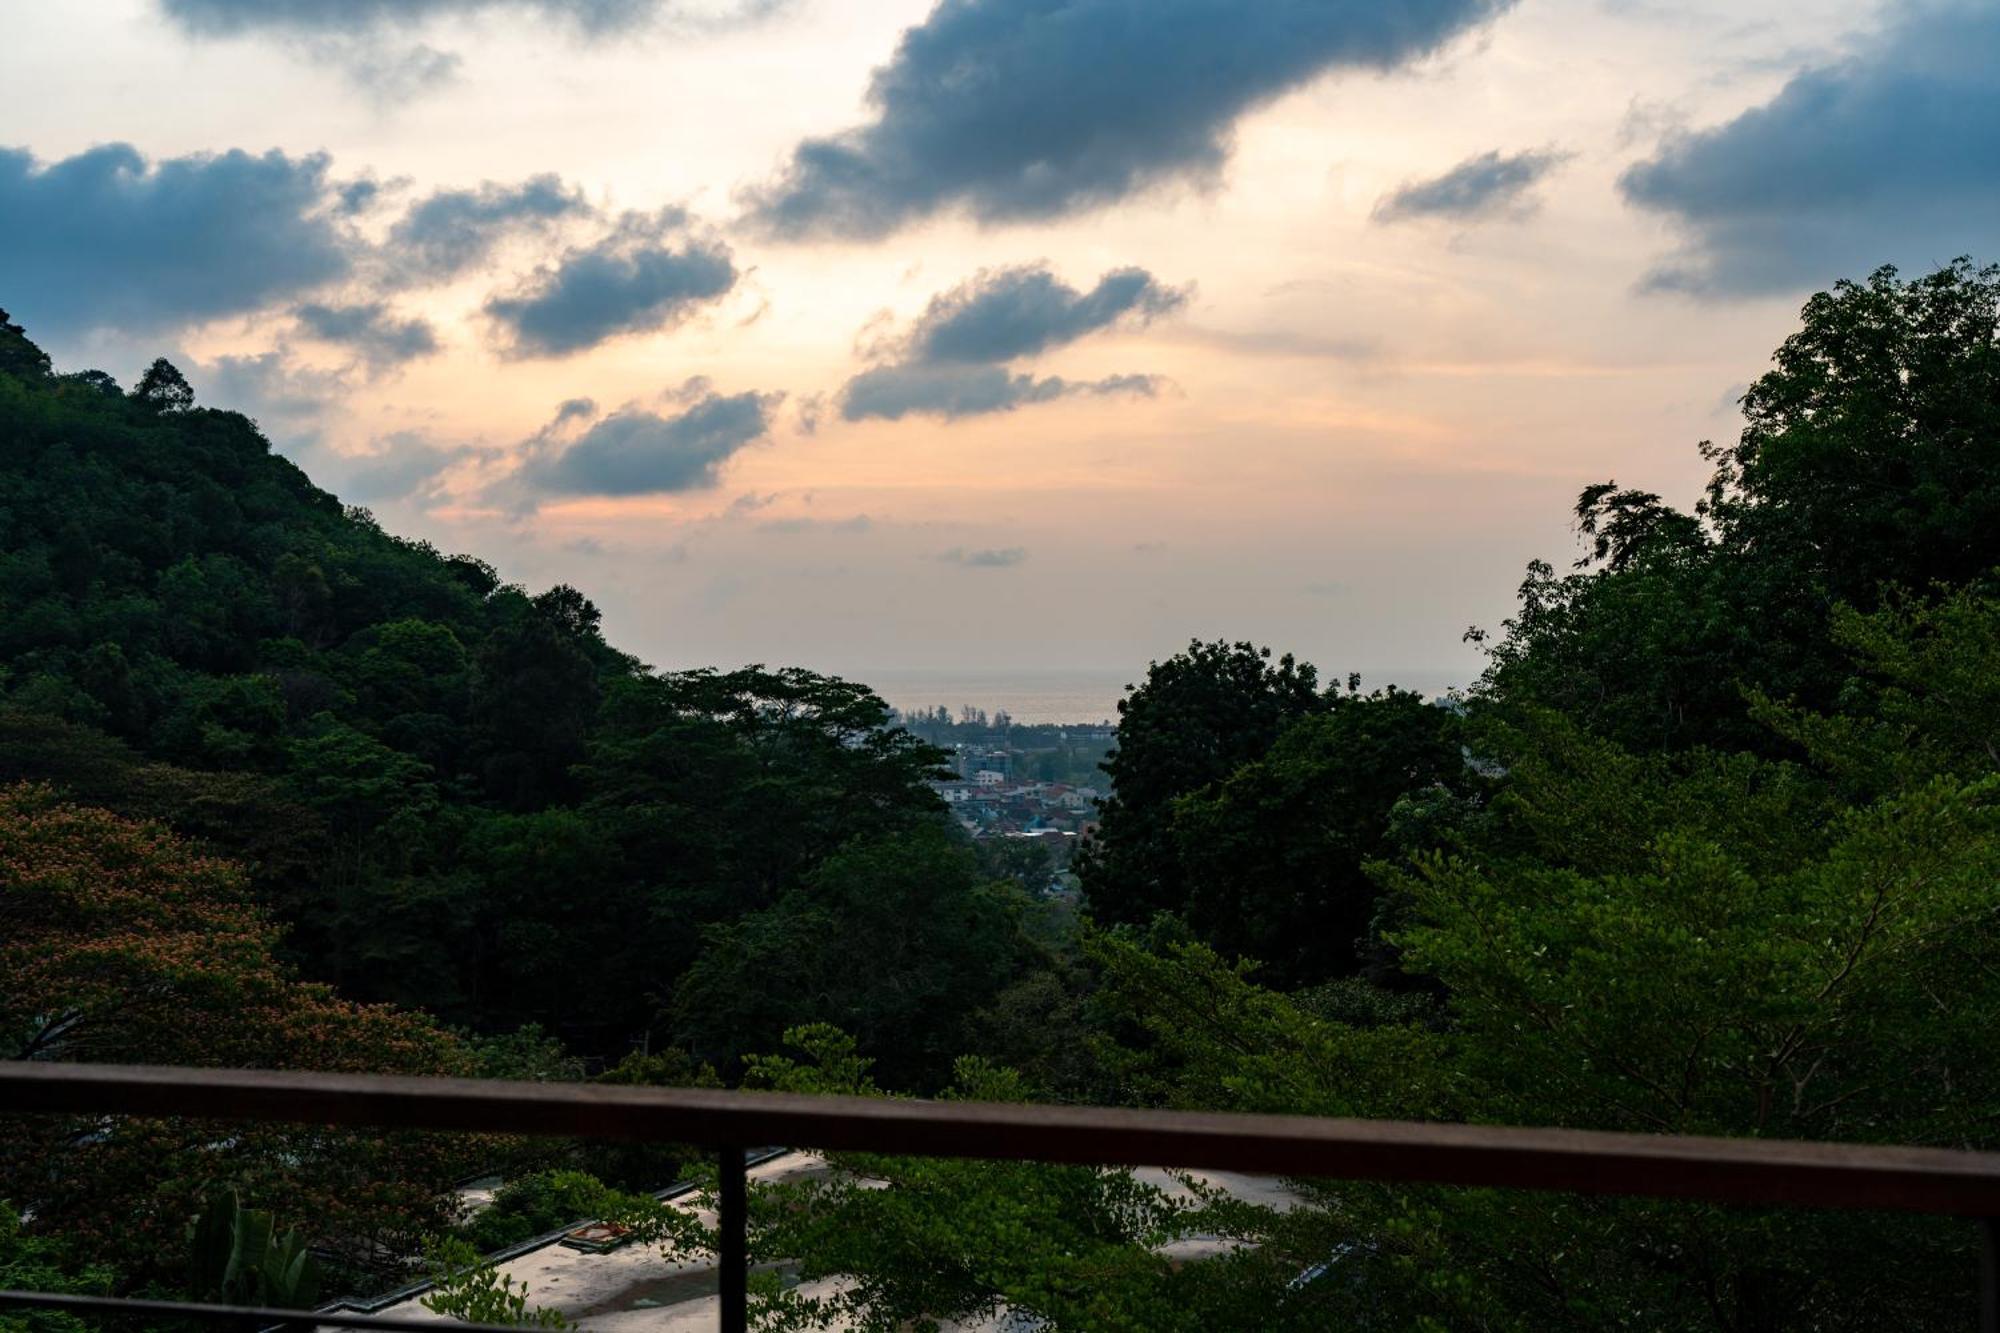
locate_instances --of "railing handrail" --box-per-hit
[7,1060,2000,1216]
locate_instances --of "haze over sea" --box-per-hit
[866,666,1469,726]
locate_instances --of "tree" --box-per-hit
[732,1027,1233,1333]
[0,309,51,381]
[1480,260,2000,755]
[1708,260,2000,604]
[0,786,471,1288]
[184,1189,323,1310]
[1168,686,1462,986]
[0,1203,111,1333]
[1077,641,1324,925]
[132,357,194,412]
[421,1237,571,1329]
[672,825,1034,1089]
[471,588,605,810]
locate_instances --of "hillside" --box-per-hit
[0,309,1021,1075]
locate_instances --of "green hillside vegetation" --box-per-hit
[5,261,2000,1329]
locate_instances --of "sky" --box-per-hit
[5,0,1995,689]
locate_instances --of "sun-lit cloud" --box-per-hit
[742,0,1517,239]
[0,0,1920,682]
[1621,0,2000,295]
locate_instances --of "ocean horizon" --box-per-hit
[862,666,1471,727]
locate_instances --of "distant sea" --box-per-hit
[864,669,1134,726]
[862,666,1470,727]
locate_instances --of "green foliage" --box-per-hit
[1479,260,2000,754]
[0,314,950,1055]
[132,358,194,413]
[723,263,2000,1329]
[13,258,2000,1330]
[421,1236,571,1328]
[0,309,51,381]
[455,1170,645,1254]
[736,1028,1244,1333]
[184,1189,323,1310]
[1167,685,1462,985]
[1079,640,1325,926]
[672,824,1037,1089]
[0,1204,111,1333]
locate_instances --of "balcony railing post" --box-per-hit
[718,1145,748,1333]
[1981,1217,1999,1333]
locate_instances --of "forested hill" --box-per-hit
[0,309,1015,1073]
[0,312,638,799]
[12,264,2000,1326]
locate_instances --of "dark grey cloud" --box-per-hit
[518,390,776,496]
[839,262,1179,420]
[898,264,1187,364]
[1619,1,2000,295]
[939,546,1027,568]
[742,0,1514,239]
[384,174,590,288]
[841,363,1158,422]
[0,143,354,340]
[485,209,738,357]
[1373,147,1571,223]
[295,301,441,368]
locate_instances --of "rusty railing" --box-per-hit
[5,1062,2000,1331]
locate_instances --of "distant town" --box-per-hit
[892,705,1116,873]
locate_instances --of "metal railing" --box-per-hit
[5,1061,2000,1330]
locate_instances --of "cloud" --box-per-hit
[741,0,1513,239]
[1618,1,2000,296]
[383,174,590,287]
[939,546,1027,568]
[322,38,462,103]
[158,0,764,37]
[841,363,1158,422]
[516,389,777,497]
[340,430,477,502]
[484,209,738,356]
[897,264,1188,364]
[839,262,1180,421]
[1373,147,1571,223]
[0,143,355,339]
[183,349,349,455]
[759,514,874,534]
[294,301,441,369]
[158,0,797,99]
